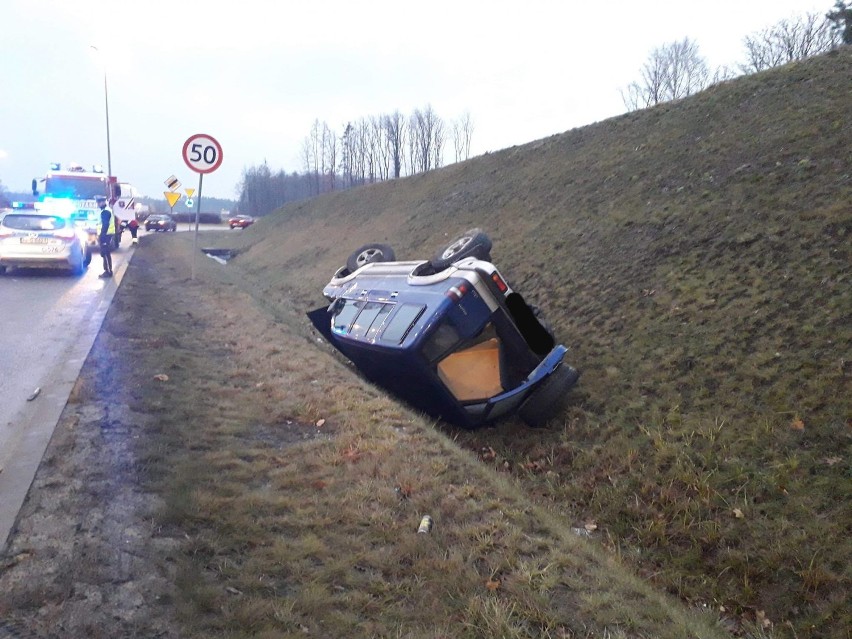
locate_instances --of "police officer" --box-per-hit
[96,195,115,278]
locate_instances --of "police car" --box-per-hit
[0,202,93,275]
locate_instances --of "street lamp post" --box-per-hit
[90,45,111,177]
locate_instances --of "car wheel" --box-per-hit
[346,243,396,273]
[518,362,580,427]
[0,266,6,275]
[430,228,492,270]
[83,247,92,267]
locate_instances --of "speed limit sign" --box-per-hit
[182,133,223,174]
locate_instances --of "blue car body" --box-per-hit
[308,256,579,428]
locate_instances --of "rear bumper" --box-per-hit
[0,247,80,270]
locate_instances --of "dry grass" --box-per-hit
[93,49,850,639]
[108,237,729,638]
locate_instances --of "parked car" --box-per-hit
[0,208,92,275]
[145,214,177,232]
[308,229,580,428]
[229,214,254,229]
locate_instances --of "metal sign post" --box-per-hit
[193,173,203,276]
[182,133,223,280]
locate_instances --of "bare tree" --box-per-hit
[369,115,388,181]
[354,118,370,184]
[300,135,318,196]
[340,123,355,188]
[622,38,709,111]
[452,111,474,162]
[382,111,406,178]
[409,108,428,173]
[307,119,322,195]
[322,122,337,192]
[432,117,445,170]
[300,105,450,187]
[408,105,444,173]
[741,12,838,73]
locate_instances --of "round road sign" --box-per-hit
[182,133,223,174]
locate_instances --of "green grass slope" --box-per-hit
[222,48,851,637]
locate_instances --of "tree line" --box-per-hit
[237,107,473,218]
[622,3,851,110]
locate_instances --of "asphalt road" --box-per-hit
[0,224,236,550]
[0,246,132,551]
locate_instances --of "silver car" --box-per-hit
[0,208,93,275]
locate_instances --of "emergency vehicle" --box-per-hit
[31,163,126,249]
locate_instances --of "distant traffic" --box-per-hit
[1,162,255,276]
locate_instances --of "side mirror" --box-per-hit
[31,179,39,197]
[112,184,122,198]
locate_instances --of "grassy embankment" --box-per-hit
[122,49,849,638]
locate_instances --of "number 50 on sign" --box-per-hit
[182,133,223,174]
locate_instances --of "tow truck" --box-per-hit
[30,163,125,250]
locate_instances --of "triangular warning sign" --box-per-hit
[185,188,195,198]
[164,191,181,207]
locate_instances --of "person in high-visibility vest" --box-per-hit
[96,195,116,278]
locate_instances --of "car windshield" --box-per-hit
[2,214,68,231]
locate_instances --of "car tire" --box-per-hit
[0,266,6,275]
[83,248,92,267]
[346,243,396,273]
[518,363,580,427]
[430,228,492,270]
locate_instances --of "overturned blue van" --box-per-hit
[308,229,579,428]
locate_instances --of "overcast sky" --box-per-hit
[0,0,830,201]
